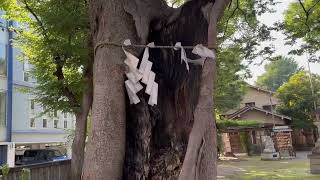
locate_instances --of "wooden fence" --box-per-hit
[0,160,71,180]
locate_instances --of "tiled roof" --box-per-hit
[247,84,275,94]
[227,106,291,121]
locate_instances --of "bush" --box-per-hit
[217,119,262,130]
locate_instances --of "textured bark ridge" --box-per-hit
[124,1,215,179]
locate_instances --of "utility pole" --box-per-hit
[307,56,319,121]
[306,53,320,155]
[270,91,275,128]
[270,74,275,128]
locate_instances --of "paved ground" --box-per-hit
[217,151,320,180]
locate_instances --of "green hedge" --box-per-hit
[217,119,262,130]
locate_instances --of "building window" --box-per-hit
[30,99,35,114]
[42,119,47,128]
[262,105,271,111]
[63,113,67,118]
[30,99,35,110]
[0,19,7,30]
[23,72,30,82]
[42,106,47,113]
[0,44,7,76]
[30,118,35,128]
[23,62,30,82]
[0,92,6,127]
[64,121,68,129]
[54,111,58,117]
[245,102,255,107]
[54,120,58,128]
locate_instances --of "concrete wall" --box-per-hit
[241,87,279,109]
[12,132,69,144]
[0,81,7,141]
[235,109,285,125]
[0,77,7,90]
[0,11,8,142]
[0,128,6,141]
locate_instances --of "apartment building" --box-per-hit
[0,12,75,167]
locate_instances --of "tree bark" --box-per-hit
[82,0,140,179]
[179,1,230,179]
[124,0,230,179]
[71,111,89,180]
[71,76,93,180]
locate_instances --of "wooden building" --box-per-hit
[221,85,295,157]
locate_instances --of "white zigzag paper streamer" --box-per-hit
[123,40,215,106]
[123,40,158,106]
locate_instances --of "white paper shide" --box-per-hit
[123,40,215,106]
[124,41,158,105]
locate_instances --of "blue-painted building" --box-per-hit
[0,12,75,166]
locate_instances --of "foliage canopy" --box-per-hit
[256,56,300,91]
[1,0,90,113]
[283,0,320,62]
[276,71,320,129]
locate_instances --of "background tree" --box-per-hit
[276,71,320,129]
[256,56,300,91]
[214,0,277,112]
[215,46,248,112]
[1,1,92,179]
[283,0,320,62]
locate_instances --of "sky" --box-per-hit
[247,0,320,84]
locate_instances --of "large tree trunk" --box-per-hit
[125,1,229,179]
[82,0,140,179]
[179,1,229,179]
[71,79,93,180]
[83,0,229,179]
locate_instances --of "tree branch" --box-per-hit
[307,0,320,14]
[298,0,311,31]
[53,56,79,109]
[21,0,49,40]
[222,0,239,40]
[20,0,80,108]
[297,0,320,32]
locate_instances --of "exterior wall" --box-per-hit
[222,133,232,154]
[0,11,9,142]
[12,85,75,144]
[12,133,69,144]
[0,88,6,141]
[241,87,279,109]
[292,129,315,149]
[235,110,285,125]
[0,77,7,90]
[0,128,6,142]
